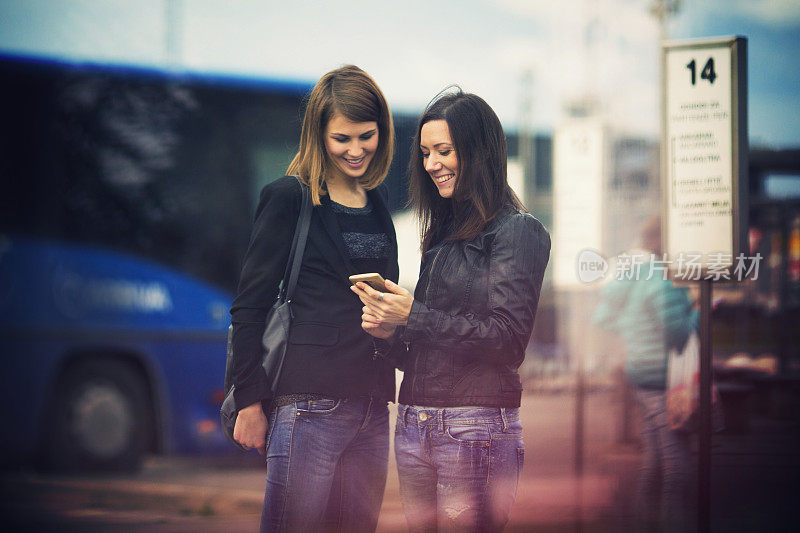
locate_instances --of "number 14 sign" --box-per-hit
[662,36,748,277]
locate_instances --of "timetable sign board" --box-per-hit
[662,37,748,273]
[552,119,606,289]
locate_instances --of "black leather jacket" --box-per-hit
[389,208,550,408]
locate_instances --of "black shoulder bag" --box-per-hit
[221,181,312,450]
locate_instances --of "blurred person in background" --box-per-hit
[593,215,698,532]
[229,65,398,533]
[352,89,550,532]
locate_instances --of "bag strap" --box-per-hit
[278,179,312,304]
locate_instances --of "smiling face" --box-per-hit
[324,112,379,181]
[420,119,458,198]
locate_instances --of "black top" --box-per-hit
[229,177,399,409]
[331,198,391,275]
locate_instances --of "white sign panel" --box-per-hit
[553,120,606,288]
[663,37,747,270]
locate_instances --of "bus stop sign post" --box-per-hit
[662,36,748,533]
[698,278,713,531]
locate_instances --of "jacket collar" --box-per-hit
[308,187,399,285]
[370,188,399,282]
[315,195,358,278]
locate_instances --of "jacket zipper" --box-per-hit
[409,246,443,400]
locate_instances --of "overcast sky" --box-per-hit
[1,0,798,147]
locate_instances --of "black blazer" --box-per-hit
[229,176,399,409]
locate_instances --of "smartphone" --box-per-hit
[349,273,387,292]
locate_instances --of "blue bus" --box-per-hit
[0,53,319,471]
[0,53,416,471]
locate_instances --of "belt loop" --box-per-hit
[500,407,509,433]
[398,404,407,429]
[437,408,445,434]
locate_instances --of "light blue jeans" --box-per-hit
[394,404,524,532]
[260,397,389,532]
[634,387,692,533]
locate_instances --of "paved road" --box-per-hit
[1,390,634,532]
[4,389,797,531]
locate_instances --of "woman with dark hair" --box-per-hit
[352,89,550,531]
[230,65,398,532]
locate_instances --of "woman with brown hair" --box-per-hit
[229,65,398,532]
[353,89,550,531]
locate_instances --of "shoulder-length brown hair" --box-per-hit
[409,88,524,252]
[288,65,394,205]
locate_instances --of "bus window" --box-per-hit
[0,53,308,471]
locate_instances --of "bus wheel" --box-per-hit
[44,359,150,472]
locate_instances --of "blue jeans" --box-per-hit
[634,387,691,533]
[395,404,524,532]
[260,397,389,533]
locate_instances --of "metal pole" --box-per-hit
[165,0,182,69]
[574,375,584,533]
[571,291,585,533]
[698,279,713,533]
[575,340,584,478]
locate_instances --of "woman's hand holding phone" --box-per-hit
[350,278,414,329]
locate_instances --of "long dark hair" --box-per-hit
[408,88,524,252]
